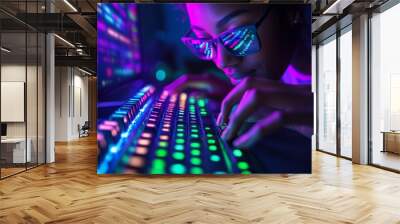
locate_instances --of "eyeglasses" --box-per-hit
[181,8,271,61]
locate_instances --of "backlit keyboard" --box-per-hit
[97,85,251,174]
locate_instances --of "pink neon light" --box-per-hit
[281,64,311,85]
[107,28,131,44]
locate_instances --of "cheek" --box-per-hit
[241,53,263,69]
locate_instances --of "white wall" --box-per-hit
[1,64,46,164]
[1,65,26,140]
[72,73,89,138]
[55,66,69,141]
[54,67,89,141]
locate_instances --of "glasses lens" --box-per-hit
[220,25,260,56]
[182,38,215,60]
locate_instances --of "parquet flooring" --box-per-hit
[1,135,400,224]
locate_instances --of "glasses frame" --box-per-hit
[181,7,271,60]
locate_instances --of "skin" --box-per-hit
[166,3,313,149]
[186,3,296,83]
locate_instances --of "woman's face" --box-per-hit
[186,4,294,85]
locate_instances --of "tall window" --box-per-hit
[371,2,400,171]
[339,28,352,158]
[317,36,337,154]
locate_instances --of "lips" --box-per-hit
[223,68,255,84]
[224,68,245,79]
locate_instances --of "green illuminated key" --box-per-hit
[177,128,184,132]
[170,164,186,174]
[177,133,184,137]
[190,167,203,174]
[233,149,242,157]
[206,133,213,137]
[151,159,166,174]
[191,134,199,138]
[191,149,201,156]
[159,141,168,148]
[241,170,251,174]
[153,159,165,169]
[173,152,185,160]
[191,157,202,165]
[207,139,216,144]
[191,129,198,133]
[210,154,221,162]
[174,144,184,151]
[151,169,165,174]
[238,161,249,170]
[190,142,200,148]
[156,149,167,157]
[208,145,217,151]
[198,99,206,107]
[176,138,185,144]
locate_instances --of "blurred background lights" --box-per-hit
[155,69,167,81]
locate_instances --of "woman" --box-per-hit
[165,3,313,156]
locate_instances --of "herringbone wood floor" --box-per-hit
[1,135,400,224]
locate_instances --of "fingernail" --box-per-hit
[221,129,226,139]
[233,139,241,148]
[221,129,229,140]
[216,113,222,125]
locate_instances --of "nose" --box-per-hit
[213,42,240,70]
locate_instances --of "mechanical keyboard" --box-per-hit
[97,85,252,174]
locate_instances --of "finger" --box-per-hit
[233,110,283,149]
[216,113,222,125]
[221,89,259,141]
[218,77,253,126]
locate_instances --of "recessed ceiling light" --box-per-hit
[78,67,92,76]
[63,0,78,12]
[323,0,343,15]
[1,47,11,53]
[54,34,75,48]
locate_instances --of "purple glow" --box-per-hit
[98,21,106,31]
[107,28,131,44]
[281,64,311,85]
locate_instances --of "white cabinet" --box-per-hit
[1,138,32,163]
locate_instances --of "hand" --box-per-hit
[218,77,313,149]
[164,73,232,98]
